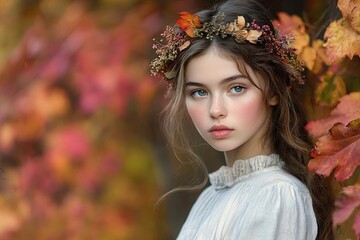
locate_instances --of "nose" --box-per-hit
[209,95,227,119]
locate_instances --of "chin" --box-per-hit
[208,141,240,152]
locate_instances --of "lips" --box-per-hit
[209,125,234,139]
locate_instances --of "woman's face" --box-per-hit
[184,47,277,162]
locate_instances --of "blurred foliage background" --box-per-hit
[0,0,358,239]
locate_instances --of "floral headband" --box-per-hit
[150,12,303,83]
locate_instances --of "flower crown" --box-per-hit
[150,12,303,83]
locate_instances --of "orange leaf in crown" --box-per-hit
[176,12,201,38]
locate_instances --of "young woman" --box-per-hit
[151,0,334,239]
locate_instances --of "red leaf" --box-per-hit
[308,118,360,182]
[306,92,360,138]
[272,12,305,35]
[333,185,360,234]
[176,12,200,38]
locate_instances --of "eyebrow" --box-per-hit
[185,74,246,87]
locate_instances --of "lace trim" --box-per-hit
[209,154,284,189]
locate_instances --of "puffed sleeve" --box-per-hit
[231,182,317,240]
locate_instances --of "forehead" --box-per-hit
[185,47,264,87]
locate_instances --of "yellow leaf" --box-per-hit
[293,31,310,52]
[338,0,355,17]
[324,18,360,63]
[338,0,360,32]
[298,46,316,70]
[313,39,332,65]
[309,39,332,74]
[315,72,347,107]
[351,6,360,32]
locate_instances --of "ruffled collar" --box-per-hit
[209,154,284,189]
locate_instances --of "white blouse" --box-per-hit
[177,154,317,240]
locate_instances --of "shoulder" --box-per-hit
[248,168,311,198]
[233,169,318,239]
[235,168,314,215]
[244,168,316,219]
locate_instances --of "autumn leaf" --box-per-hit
[307,118,360,182]
[333,185,360,234]
[324,18,360,63]
[353,9,360,32]
[272,12,309,53]
[308,39,332,74]
[298,46,316,70]
[272,12,305,35]
[315,72,347,107]
[323,0,360,63]
[176,12,200,38]
[298,40,330,73]
[306,92,360,138]
[292,31,310,52]
[337,0,360,32]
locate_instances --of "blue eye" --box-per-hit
[230,85,244,93]
[191,89,208,97]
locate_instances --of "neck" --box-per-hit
[224,141,272,167]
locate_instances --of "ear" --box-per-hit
[268,95,279,106]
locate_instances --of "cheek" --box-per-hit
[186,102,205,127]
[233,97,264,123]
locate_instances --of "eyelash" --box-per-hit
[190,89,208,97]
[189,85,245,97]
[229,85,245,94]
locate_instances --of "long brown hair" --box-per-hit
[162,0,334,239]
